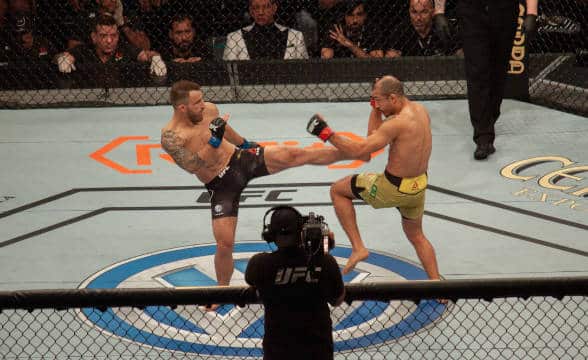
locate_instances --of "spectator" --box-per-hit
[261,0,316,55]
[159,14,211,63]
[1,0,33,33]
[99,0,151,50]
[303,0,346,57]
[320,0,382,59]
[38,0,150,51]
[9,11,56,63]
[386,0,461,57]
[54,14,166,86]
[307,0,345,36]
[223,0,308,60]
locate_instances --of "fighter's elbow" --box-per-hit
[355,145,371,159]
[353,150,371,162]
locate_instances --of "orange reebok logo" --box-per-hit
[411,181,419,191]
[90,133,383,174]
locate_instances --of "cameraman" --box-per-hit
[245,206,345,360]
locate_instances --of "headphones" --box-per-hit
[261,205,304,245]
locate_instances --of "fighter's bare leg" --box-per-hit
[204,216,238,311]
[330,176,369,274]
[212,216,238,286]
[401,216,440,280]
[263,145,348,173]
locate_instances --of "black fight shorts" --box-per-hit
[205,148,269,219]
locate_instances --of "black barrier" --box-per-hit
[0,61,232,91]
[0,57,469,106]
[166,61,231,86]
[2,277,587,309]
[0,277,588,310]
[0,57,466,90]
[0,62,60,90]
[0,277,587,359]
[232,57,466,85]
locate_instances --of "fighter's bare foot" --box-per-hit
[202,304,220,312]
[429,279,448,304]
[342,248,369,274]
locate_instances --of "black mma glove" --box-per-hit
[208,117,226,148]
[522,14,537,43]
[433,14,450,46]
[307,114,334,142]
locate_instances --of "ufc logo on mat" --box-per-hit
[275,266,322,284]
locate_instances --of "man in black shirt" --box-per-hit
[54,14,166,87]
[160,14,211,63]
[321,0,382,59]
[387,0,460,57]
[0,11,56,89]
[245,206,345,360]
[9,12,56,64]
[38,0,149,51]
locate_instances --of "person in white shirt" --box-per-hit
[223,0,308,60]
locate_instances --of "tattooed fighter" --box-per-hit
[161,80,359,298]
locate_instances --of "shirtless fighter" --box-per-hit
[161,80,359,292]
[307,75,442,280]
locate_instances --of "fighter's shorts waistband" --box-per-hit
[205,150,239,189]
[384,170,428,187]
[384,170,402,187]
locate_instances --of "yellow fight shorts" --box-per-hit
[351,170,427,220]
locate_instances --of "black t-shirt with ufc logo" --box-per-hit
[245,247,344,360]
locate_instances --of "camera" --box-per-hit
[301,212,335,256]
[262,206,335,253]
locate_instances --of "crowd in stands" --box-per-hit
[0,0,586,87]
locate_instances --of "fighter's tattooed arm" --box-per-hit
[161,130,206,173]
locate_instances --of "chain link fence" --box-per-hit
[0,0,586,114]
[1,278,587,359]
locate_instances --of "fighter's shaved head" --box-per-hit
[376,75,405,97]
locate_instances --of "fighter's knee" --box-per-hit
[216,240,234,252]
[268,147,300,168]
[331,176,353,199]
[329,183,340,200]
[284,147,305,164]
[282,152,296,164]
[403,226,428,246]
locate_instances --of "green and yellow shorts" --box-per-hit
[351,170,427,220]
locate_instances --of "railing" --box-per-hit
[1,277,587,359]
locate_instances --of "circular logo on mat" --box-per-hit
[79,243,447,356]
